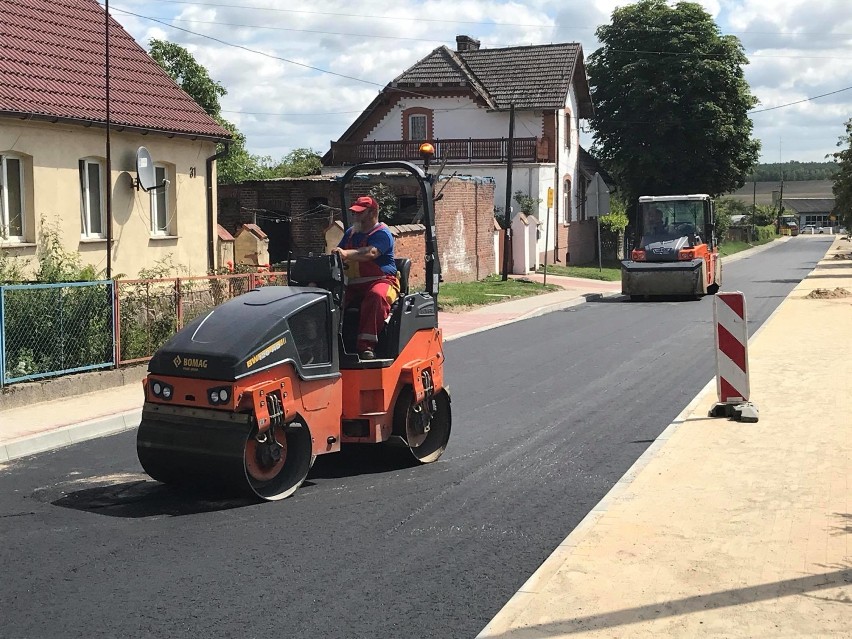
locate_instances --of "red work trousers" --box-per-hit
[345,276,399,352]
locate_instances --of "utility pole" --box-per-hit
[752,179,756,242]
[501,104,515,281]
[105,0,113,279]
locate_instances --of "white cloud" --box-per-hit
[112,0,851,163]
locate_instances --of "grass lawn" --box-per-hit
[439,275,561,311]
[535,260,622,281]
[718,235,776,256]
[439,235,780,312]
[534,234,780,280]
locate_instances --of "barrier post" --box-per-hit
[709,291,759,422]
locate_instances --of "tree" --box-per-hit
[513,191,542,216]
[148,39,226,117]
[275,148,323,178]
[587,0,760,205]
[368,183,398,224]
[599,196,630,259]
[148,40,322,184]
[831,118,852,230]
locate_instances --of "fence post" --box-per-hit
[59,285,65,370]
[175,277,183,330]
[113,280,120,367]
[0,286,5,387]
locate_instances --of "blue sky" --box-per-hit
[105,0,852,165]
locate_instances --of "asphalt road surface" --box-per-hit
[0,237,833,639]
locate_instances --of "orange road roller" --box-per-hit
[136,159,451,500]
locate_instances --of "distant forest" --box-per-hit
[748,161,838,181]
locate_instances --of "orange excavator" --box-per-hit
[621,194,722,300]
[136,152,451,500]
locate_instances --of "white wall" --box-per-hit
[361,85,586,273]
[0,119,216,278]
[368,97,542,142]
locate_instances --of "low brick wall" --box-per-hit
[220,174,497,283]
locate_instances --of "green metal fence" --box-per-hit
[0,272,287,386]
[0,281,115,386]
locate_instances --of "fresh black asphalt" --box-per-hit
[0,237,833,638]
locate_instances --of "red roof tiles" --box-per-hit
[0,0,230,140]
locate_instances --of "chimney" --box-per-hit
[456,35,480,52]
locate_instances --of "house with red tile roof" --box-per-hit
[0,0,231,279]
[323,35,602,269]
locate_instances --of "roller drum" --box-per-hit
[137,404,314,501]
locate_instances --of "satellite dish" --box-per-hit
[136,146,157,191]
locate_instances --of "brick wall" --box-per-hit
[218,174,496,283]
[566,219,597,265]
[434,176,496,282]
[533,221,570,266]
[392,227,426,288]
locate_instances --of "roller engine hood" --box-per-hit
[147,286,332,381]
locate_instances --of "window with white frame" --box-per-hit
[150,164,171,235]
[409,114,427,141]
[79,158,105,238]
[0,154,24,241]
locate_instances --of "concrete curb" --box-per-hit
[0,408,141,464]
[1,363,147,412]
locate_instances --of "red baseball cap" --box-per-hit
[349,195,378,214]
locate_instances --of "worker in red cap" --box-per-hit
[331,195,399,360]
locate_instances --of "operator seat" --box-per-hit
[341,257,412,359]
[395,257,411,296]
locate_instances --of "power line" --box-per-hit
[113,7,386,88]
[123,0,852,38]
[109,4,852,122]
[114,3,852,61]
[750,85,852,114]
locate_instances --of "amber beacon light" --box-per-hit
[419,142,435,170]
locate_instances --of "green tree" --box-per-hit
[213,119,263,185]
[587,0,760,205]
[749,161,838,182]
[149,40,324,185]
[369,183,398,224]
[713,198,742,240]
[148,39,226,117]
[831,119,852,230]
[599,196,629,259]
[513,191,542,216]
[275,148,323,178]
[748,204,777,227]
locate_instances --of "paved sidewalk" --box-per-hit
[478,237,852,638]
[0,271,620,463]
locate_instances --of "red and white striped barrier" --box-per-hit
[710,291,759,422]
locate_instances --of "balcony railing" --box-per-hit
[327,137,547,166]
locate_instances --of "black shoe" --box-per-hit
[359,349,376,360]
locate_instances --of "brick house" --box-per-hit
[323,35,602,269]
[218,172,496,286]
[0,0,231,279]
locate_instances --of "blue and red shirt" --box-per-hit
[338,223,396,279]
